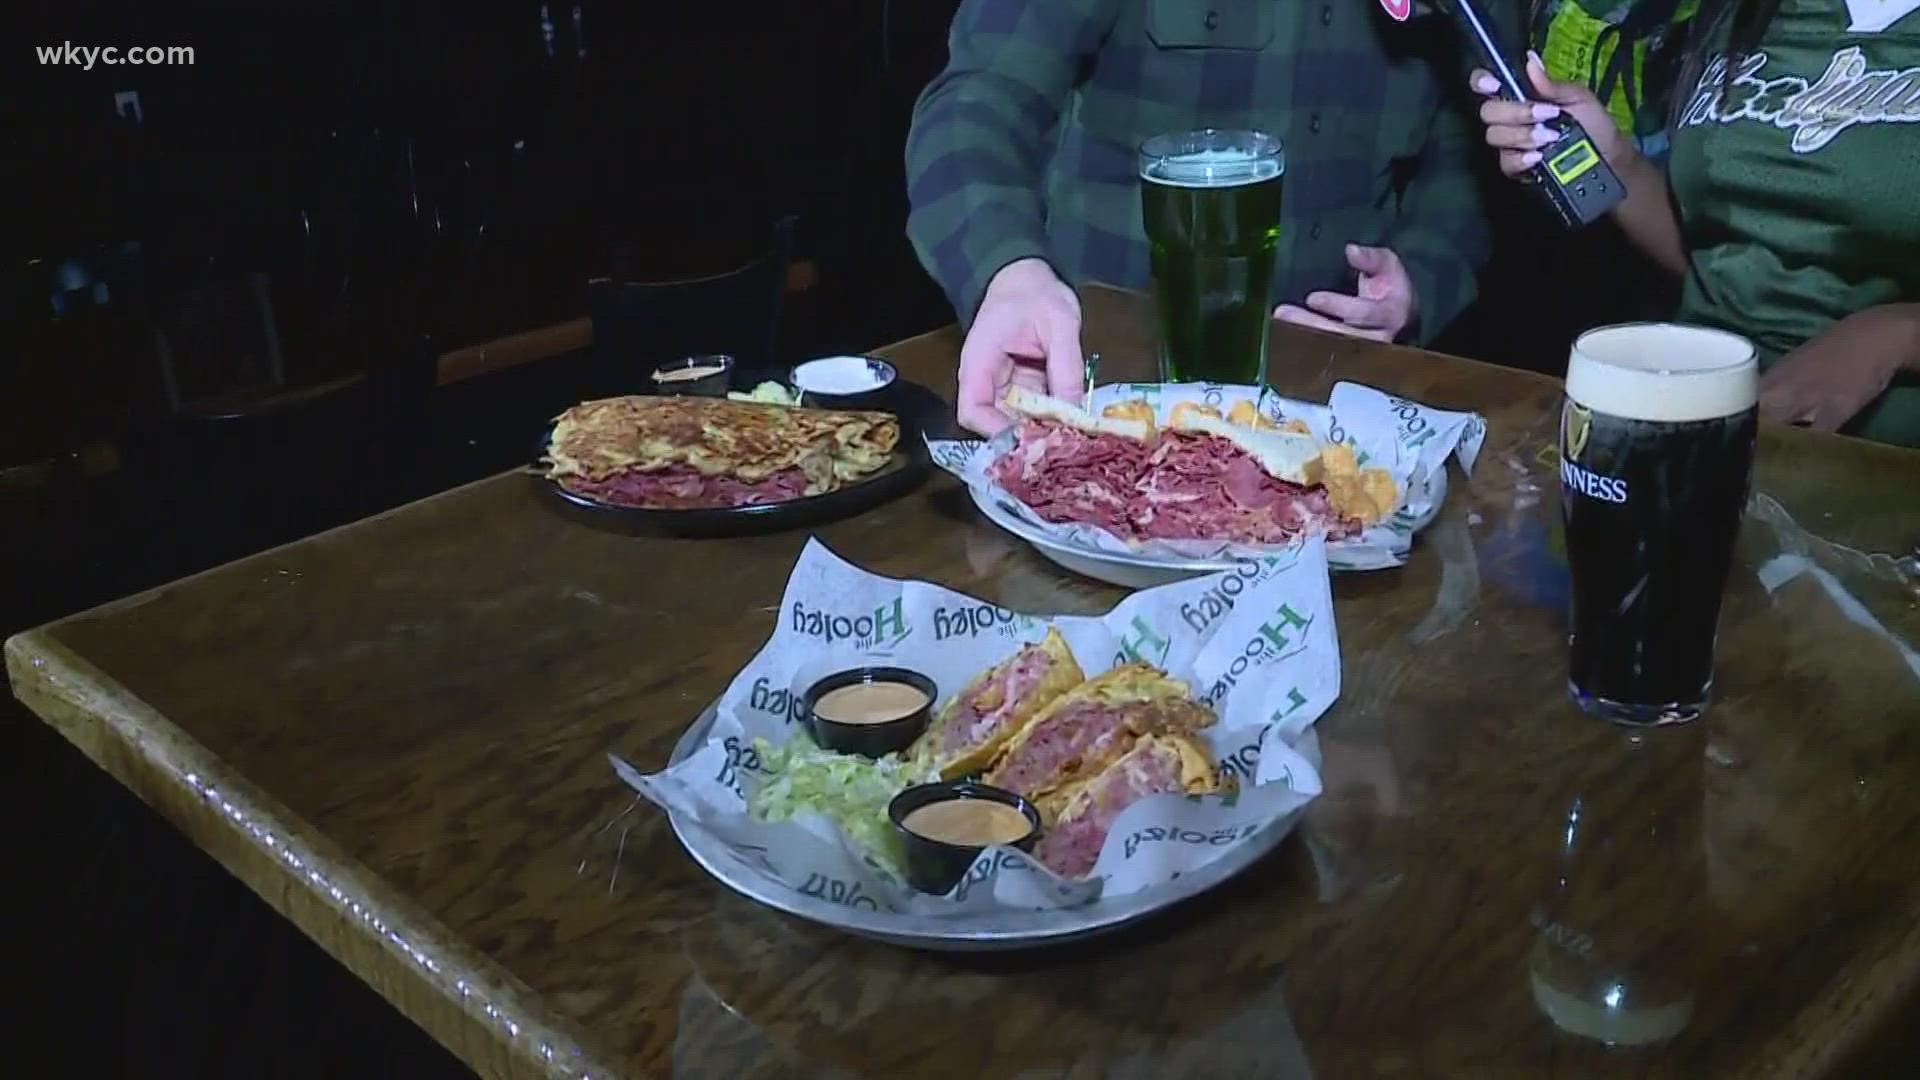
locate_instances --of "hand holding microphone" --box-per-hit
[1471,52,1629,181]
[1441,0,1628,229]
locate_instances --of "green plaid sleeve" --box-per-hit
[1389,90,1492,346]
[904,0,1121,325]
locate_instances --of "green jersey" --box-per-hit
[1534,0,1701,160]
[1666,0,1920,446]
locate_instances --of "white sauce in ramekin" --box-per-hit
[792,356,894,395]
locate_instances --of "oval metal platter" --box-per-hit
[661,703,1300,952]
[969,468,1449,589]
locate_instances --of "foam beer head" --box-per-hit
[1566,324,1758,422]
[1139,132,1284,187]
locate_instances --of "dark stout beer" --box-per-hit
[1560,324,1758,725]
[1139,130,1284,385]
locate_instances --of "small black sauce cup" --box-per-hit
[651,353,735,397]
[888,781,1043,896]
[790,356,899,411]
[801,667,937,759]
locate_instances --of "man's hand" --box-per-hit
[957,258,1084,436]
[1759,306,1920,432]
[1274,244,1418,343]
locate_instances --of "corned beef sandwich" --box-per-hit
[986,386,1384,545]
[1030,731,1222,879]
[984,662,1215,814]
[907,628,1086,780]
[902,626,1232,881]
[978,661,1227,881]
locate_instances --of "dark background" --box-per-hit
[6,1,1656,1075]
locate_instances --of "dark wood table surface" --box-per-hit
[11,285,1920,1079]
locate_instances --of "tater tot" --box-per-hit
[1169,401,1222,426]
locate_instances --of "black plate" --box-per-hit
[531,377,951,537]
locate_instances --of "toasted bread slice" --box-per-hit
[1166,409,1325,487]
[909,628,1086,780]
[1001,385,1155,443]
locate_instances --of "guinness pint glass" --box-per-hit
[1561,324,1758,725]
[1139,129,1284,385]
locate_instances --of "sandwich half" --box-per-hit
[909,628,1085,780]
[986,387,1392,543]
[1163,408,1324,487]
[1133,406,1346,543]
[983,663,1214,808]
[1030,732,1222,879]
[986,386,1157,537]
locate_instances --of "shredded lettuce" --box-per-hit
[726,381,798,406]
[747,735,933,875]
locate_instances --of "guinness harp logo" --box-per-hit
[1563,400,1593,463]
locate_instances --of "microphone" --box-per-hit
[1423,0,1629,229]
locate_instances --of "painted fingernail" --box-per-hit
[1532,103,1561,121]
[1475,75,1498,94]
[1532,125,1557,147]
[1521,151,1543,167]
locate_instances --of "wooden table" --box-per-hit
[11,286,1920,1078]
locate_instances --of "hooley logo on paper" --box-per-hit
[1178,553,1299,636]
[1216,687,1309,788]
[1387,395,1442,452]
[933,602,1042,642]
[929,442,979,473]
[1201,603,1315,706]
[747,677,807,724]
[1321,415,1375,469]
[789,596,911,650]
[1114,615,1173,669]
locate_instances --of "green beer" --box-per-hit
[1139,130,1285,385]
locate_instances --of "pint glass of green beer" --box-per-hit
[1139,129,1285,385]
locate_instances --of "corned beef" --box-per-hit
[989,419,1358,544]
[990,696,1213,799]
[988,701,1136,798]
[988,420,1148,536]
[562,465,808,509]
[1032,746,1187,878]
[1134,433,1351,542]
[938,647,1055,756]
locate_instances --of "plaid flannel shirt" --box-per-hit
[905,0,1500,345]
